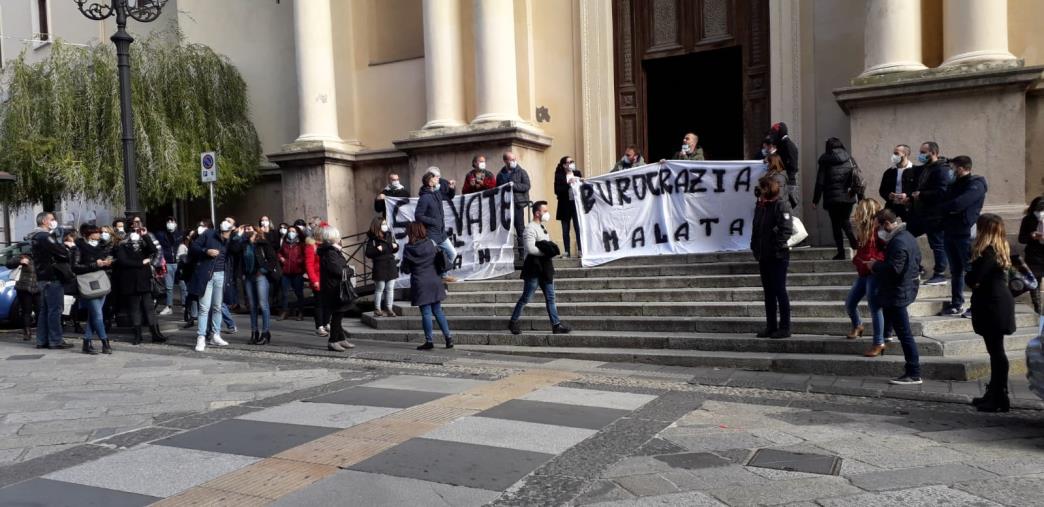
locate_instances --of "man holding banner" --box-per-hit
[496,152,532,265]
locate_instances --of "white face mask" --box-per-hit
[477,162,486,170]
[681,144,691,154]
[621,156,630,164]
[260,220,270,228]
[390,179,402,188]
[279,227,287,235]
[541,212,551,222]
[197,226,206,235]
[88,239,99,247]
[49,220,58,230]
[508,161,518,169]
[287,231,298,241]
[116,226,125,233]
[380,224,389,233]
[890,154,902,166]
[101,232,111,242]
[877,229,888,241]
[568,163,576,171]
[1035,211,1044,221]
[220,221,233,232]
[129,232,141,242]
[167,222,177,231]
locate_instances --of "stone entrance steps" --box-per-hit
[439,284,953,303]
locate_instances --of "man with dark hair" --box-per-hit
[770,122,801,216]
[508,201,570,336]
[879,144,916,221]
[937,155,987,317]
[611,145,645,173]
[908,141,954,285]
[870,208,922,385]
[31,212,72,349]
[462,155,496,194]
[374,173,410,215]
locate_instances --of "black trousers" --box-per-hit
[513,205,526,262]
[15,290,38,326]
[313,295,329,329]
[826,202,857,253]
[560,210,581,256]
[328,310,345,343]
[127,293,157,327]
[982,333,1009,389]
[758,255,791,330]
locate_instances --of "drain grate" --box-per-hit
[746,448,842,475]
[6,354,44,361]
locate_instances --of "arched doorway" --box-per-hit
[613,0,770,161]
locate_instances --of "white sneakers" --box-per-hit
[158,306,173,316]
[316,325,329,337]
[210,335,229,346]
[195,336,206,352]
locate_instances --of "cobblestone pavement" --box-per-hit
[0,321,1042,506]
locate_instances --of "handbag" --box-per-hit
[338,257,358,304]
[432,240,449,274]
[150,266,166,298]
[1009,255,1039,297]
[787,216,809,248]
[76,270,111,299]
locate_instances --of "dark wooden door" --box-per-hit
[612,0,770,159]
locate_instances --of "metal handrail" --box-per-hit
[340,231,372,287]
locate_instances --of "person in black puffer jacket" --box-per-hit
[751,176,795,339]
[114,228,164,345]
[6,249,39,341]
[813,137,859,259]
[1018,195,1044,314]
[317,225,355,352]
[365,216,400,318]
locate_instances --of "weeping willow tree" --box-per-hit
[0,31,261,209]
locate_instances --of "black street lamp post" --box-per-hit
[74,0,167,222]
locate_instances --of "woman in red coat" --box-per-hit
[277,226,306,321]
[303,230,327,336]
[846,199,887,357]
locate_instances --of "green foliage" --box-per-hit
[0,31,261,209]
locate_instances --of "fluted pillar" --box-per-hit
[472,0,520,123]
[860,0,927,76]
[422,0,465,129]
[292,0,342,143]
[941,0,1016,67]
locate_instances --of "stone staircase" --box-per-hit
[356,248,1039,381]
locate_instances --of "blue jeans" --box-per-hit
[164,263,186,307]
[197,271,225,338]
[36,281,64,347]
[437,238,457,276]
[221,304,236,331]
[419,302,451,342]
[926,228,948,277]
[510,277,561,327]
[944,234,972,308]
[280,274,304,312]
[845,276,884,345]
[374,279,395,311]
[223,271,239,306]
[883,305,920,378]
[81,296,108,341]
[244,274,271,333]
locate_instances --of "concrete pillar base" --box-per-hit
[268,145,359,234]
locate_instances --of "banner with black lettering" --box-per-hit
[386,184,515,284]
[571,161,766,267]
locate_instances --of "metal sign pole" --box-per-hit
[209,181,216,227]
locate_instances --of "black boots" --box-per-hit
[445,337,454,349]
[770,328,792,339]
[974,383,1010,413]
[101,340,112,355]
[150,325,167,343]
[21,326,31,341]
[82,339,98,355]
[260,331,271,345]
[417,341,434,351]
[250,331,261,344]
[508,320,521,335]
[132,327,143,345]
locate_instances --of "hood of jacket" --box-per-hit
[818,148,851,166]
[403,239,435,265]
[419,185,438,197]
[25,228,49,242]
[956,173,988,192]
[881,222,907,243]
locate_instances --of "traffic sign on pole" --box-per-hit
[200,152,217,183]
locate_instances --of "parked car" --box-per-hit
[1027,323,1044,401]
[0,242,32,325]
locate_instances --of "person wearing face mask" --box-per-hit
[611,145,645,173]
[176,229,199,326]
[189,220,234,352]
[751,177,795,339]
[114,228,165,345]
[507,201,571,335]
[907,141,953,286]
[769,122,801,216]
[462,155,496,195]
[553,156,584,258]
[277,222,290,248]
[1018,195,1044,314]
[59,232,83,336]
[879,144,915,222]
[113,219,127,240]
[5,250,39,341]
[229,226,279,345]
[302,224,328,336]
[29,212,73,349]
[374,173,410,216]
[845,199,887,356]
[812,137,860,260]
[278,226,307,321]
[936,156,987,317]
[496,152,532,265]
[401,222,451,350]
[365,216,400,317]
[415,169,458,282]
[155,217,184,317]
[868,209,923,385]
[672,132,705,161]
[73,226,114,354]
[753,135,776,161]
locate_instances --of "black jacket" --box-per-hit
[813,148,858,206]
[879,165,916,219]
[966,246,1016,336]
[909,158,954,230]
[938,174,987,237]
[72,238,110,276]
[751,198,794,261]
[364,232,399,283]
[231,236,278,278]
[374,184,410,214]
[155,229,182,263]
[114,238,158,296]
[400,240,446,307]
[496,165,532,208]
[554,167,582,220]
[872,227,921,308]
[1018,213,1044,270]
[317,244,352,312]
[771,123,799,185]
[30,229,69,282]
[415,186,447,244]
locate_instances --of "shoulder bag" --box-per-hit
[76,270,111,299]
[338,254,358,304]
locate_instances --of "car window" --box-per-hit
[0,243,30,268]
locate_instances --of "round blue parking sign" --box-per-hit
[202,153,215,170]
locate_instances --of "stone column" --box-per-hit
[422,0,465,129]
[941,0,1016,67]
[292,0,342,143]
[860,0,927,76]
[472,0,521,123]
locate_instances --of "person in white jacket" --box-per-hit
[507,201,571,336]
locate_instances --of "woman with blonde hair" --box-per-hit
[965,213,1017,412]
[845,199,887,356]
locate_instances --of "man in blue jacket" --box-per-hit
[936,156,987,317]
[189,221,234,352]
[870,209,923,385]
[908,142,954,285]
[415,168,457,282]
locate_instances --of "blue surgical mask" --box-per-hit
[917,153,930,164]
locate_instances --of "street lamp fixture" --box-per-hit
[74,0,169,223]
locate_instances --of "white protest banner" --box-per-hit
[386,183,515,284]
[571,161,766,267]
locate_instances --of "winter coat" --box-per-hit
[6,254,38,294]
[751,198,794,262]
[400,240,446,307]
[29,229,70,282]
[938,174,987,237]
[813,148,858,206]
[415,185,448,244]
[852,228,886,277]
[364,232,399,283]
[496,165,532,208]
[611,154,645,173]
[554,167,583,220]
[114,238,158,296]
[909,158,954,231]
[187,230,228,297]
[1018,212,1044,271]
[317,244,352,313]
[304,237,321,291]
[233,236,278,278]
[374,184,410,214]
[278,240,306,276]
[72,238,110,276]
[672,147,705,161]
[755,171,790,202]
[462,169,496,195]
[520,222,556,284]
[878,164,916,220]
[771,123,800,185]
[155,229,183,263]
[872,226,921,308]
[966,246,1017,336]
